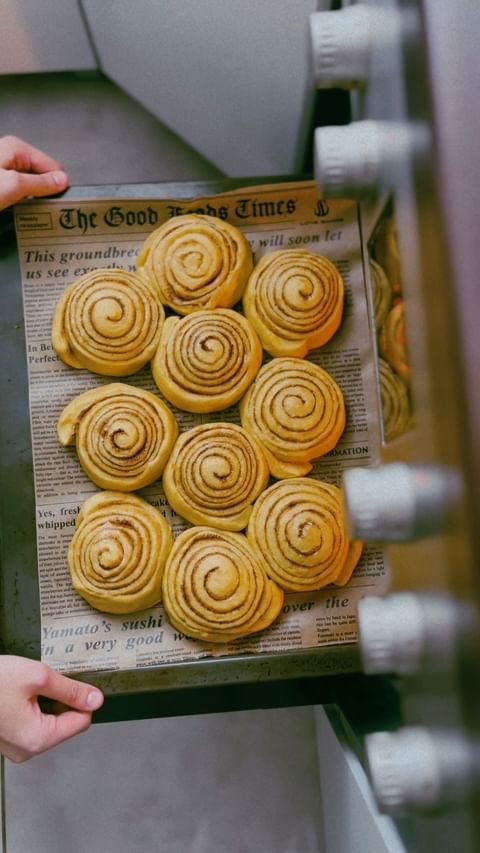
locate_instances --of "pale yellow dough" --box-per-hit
[136,214,253,314]
[240,358,346,478]
[378,358,411,442]
[373,216,402,289]
[162,526,284,643]
[52,268,164,376]
[58,383,178,491]
[69,491,174,614]
[243,249,344,357]
[151,308,262,413]
[369,258,392,331]
[163,422,269,531]
[379,301,410,383]
[246,478,362,592]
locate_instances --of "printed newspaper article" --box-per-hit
[14,181,388,673]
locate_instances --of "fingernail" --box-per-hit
[51,170,68,188]
[86,689,104,710]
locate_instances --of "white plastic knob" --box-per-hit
[357,592,458,675]
[365,727,475,814]
[342,463,461,541]
[309,6,373,89]
[309,5,403,89]
[313,121,382,198]
[313,120,413,199]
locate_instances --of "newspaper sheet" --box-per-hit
[13,180,388,673]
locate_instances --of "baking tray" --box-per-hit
[1,177,392,722]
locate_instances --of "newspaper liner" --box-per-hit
[14,181,388,674]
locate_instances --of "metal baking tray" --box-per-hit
[0,178,385,722]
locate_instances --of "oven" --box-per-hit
[310,0,480,848]
[0,2,479,851]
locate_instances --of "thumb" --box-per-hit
[39,667,104,712]
[0,168,69,207]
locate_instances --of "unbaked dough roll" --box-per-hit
[243,249,344,357]
[163,422,269,531]
[379,301,410,383]
[246,478,362,592]
[58,383,178,491]
[136,214,252,314]
[369,258,392,331]
[373,216,402,289]
[69,491,174,614]
[333,539,364,587]
[162,526,284,643]
[378,358,411,442]
[52,268,163,376]
[239,358,346,478]
[151,308,262,413]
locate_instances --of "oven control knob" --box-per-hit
[357,592,459,675]
[309,5,401,89]
[342,463,461,541]
[365,727,476,814]
[313,120,411,199]
[309,5,373,89]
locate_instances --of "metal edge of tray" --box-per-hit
[67,643,362,695]
[1,176,372,708]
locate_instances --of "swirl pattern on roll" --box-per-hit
[373,216,402,289]
[136,214,253,314]
[52,268,164,376]
[247,478,362,591]
[240,358,345,478]
[243,249,344,357]
[69,491,174,614]
[58,383,178,491]
[152,308,262,413]
[369,259,392,331]
[162,527,284,643]
[378,358,411,442]
[163,423,269,531]
[379,301,410,383]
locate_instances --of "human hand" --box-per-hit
[0,135,69,211]
[0,655,104,762]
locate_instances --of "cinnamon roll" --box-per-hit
[69,491,174,614]
[369,259,392,331]
[333,539,364,587]
[246,478,362,592]
[58,383,178,491]
[151,308,262,413]
[373,216,402,290]
[163,422,269,531]
[243,249,344,357]
[379,301,410,383]
[162,526,284,643]
[136,214,252,314]
[378,357,411,442]
[239,358,346,478]
[52,268,163,376]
